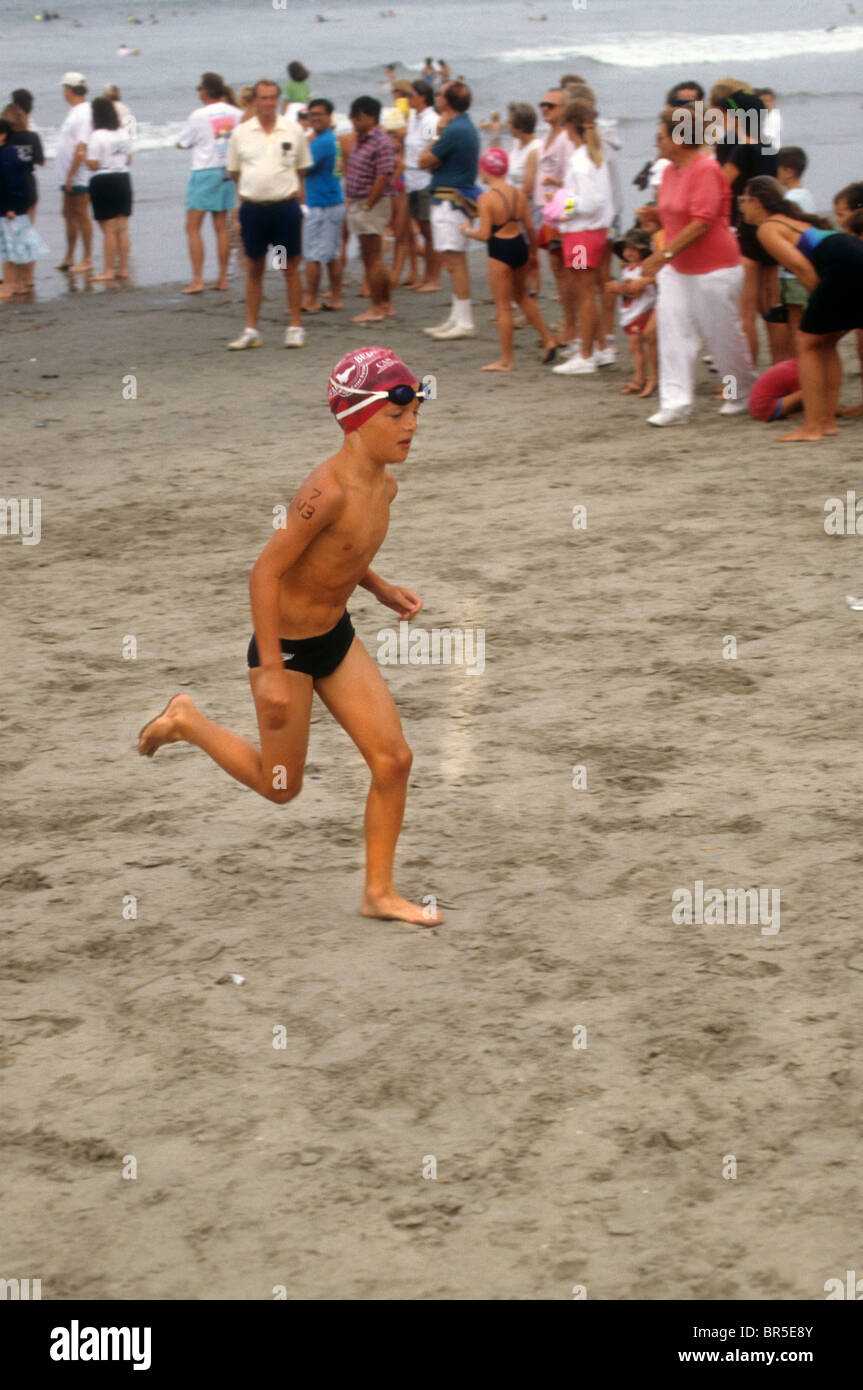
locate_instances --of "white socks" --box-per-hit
[452,297,474,330]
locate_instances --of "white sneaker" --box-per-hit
[285,326,306,348]
[227,327,262,350]
[427,321,476,340]
[552,353,597,376]
[594,346,617,366]
[560,338,582,359]
[647,408,689,427]
[718,399,748,415]
[423,318,454,336]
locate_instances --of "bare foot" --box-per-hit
[361,890,444,926]
[638,378,658,398]
[399,277,422,288]
[302,301,323,313]
[0,287,15,300]
[356,285,370,297]
[138,693,195,757]
[383,304,396,317]
[209,279,228,291]
[182,282,205,294]
[351,308,388,322]
[777,426,824,442]
[414,281,441,293]
[480,360,515,372]
[837,404,863,418]
[55,260,73,271]
[620,381,644,394]
[70,261,92,273]
[322,300,343,310]
[91,271,116,283]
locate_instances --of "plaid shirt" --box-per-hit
[345,124,397,200]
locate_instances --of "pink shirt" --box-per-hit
[657,153,740,275]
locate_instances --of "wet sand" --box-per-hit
[3,268,863,1300]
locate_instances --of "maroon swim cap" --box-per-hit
[327,346,418,433]
[479,146,509,177]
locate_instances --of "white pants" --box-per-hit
[657,263,755,414]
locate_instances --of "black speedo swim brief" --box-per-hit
[247,609,355,680]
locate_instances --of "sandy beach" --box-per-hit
[3,269,863,1300]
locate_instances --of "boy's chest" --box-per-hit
[328,496,390,562]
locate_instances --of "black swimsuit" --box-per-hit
[764,217,863,335]
[247,610,355,680]
[487,188,529,270]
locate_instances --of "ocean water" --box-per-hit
[3,0,862,297]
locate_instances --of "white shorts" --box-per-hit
[430,199,470,254]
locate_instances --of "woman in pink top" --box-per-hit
[638,106,755,426]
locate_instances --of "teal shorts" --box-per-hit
[186,168,236,213]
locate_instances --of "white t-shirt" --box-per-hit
[55,100,92,188]
[404,106,439,191]
[177,101,243,171]
[87,127,132,175]
[508,136,542,200]
[762,106,781,152]
[559,144,615,232]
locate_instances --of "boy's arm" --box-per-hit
[358,473,398,595]
[357,474,421,618]
[248,479,344,668]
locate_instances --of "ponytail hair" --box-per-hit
[744,176,833,229]
[563,95,603,168]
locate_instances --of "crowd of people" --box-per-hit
[2,61,863,440]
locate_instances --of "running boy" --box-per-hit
[139,347,442,927]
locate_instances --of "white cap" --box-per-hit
[60,72,87,87]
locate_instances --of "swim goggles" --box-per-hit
[331,380,432,421]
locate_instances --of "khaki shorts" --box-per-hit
[347,196,391,238]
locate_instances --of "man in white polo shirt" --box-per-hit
[225,77,312,350]
[54,72,93,274]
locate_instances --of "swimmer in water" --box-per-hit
[139,348,443,927]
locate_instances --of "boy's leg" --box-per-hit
[138,672,314,803]
[314,638,443,925]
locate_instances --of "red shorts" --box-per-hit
[748,358,801,421]
[561,228,608,271]
[624,310,653,337]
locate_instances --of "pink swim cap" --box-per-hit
[327,346,418,434]
[479,146,509,177]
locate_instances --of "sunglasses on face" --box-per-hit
[539,101,558,109]
[331,381,432,422]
